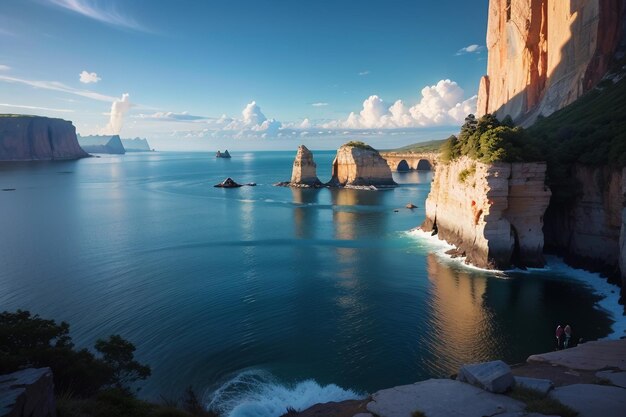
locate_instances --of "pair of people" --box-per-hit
[555,324,572,350]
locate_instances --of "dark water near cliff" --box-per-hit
[0,151,616,415]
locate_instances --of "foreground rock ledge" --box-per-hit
[0,367,56,417]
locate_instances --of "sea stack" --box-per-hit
[0,115,88,161]
[216,150,231,158]
[290,145,322,187]
[328,141,396,188]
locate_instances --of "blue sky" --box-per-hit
[0,0,488,150]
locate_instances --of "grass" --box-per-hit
[383,139,446,153]
[508,386,578,417]
[458,164,476,183]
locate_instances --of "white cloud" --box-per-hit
[311,102,329,107]
[47,0,148,32]
[299,118,311,129]
[358,70,371,76]
[136,111,207,121]
[241,101,266,126]
[79,70,101,84]
[103,93,131,134]
[0,64,10,71]
[0,74,117,102]
[323,79,476,129]
[0,103,74,113]
[456,44,485,55]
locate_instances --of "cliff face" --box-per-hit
[121,137,151,152]
[421,157,551,269]
[544,166,626,287]
[78,135,126,154]
[0,115,88,161]
[290,145,321,186]
[329,144,397,187]
[477,0,626,125]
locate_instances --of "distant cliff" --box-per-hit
[121,137,151,152]
[421,156,551,269]
[477,0,626,126]
[78,135,126,155]
[0,115,88,161]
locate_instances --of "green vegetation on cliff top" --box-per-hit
[383,139,446,153]
[343,140,375,150]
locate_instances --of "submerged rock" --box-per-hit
[328,142,396,188]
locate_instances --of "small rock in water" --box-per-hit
[214,177,242,188]
[406,203,417,209]
[2,188,16,191]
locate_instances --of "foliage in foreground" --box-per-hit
[0,310,150,397]
[508,386,578,417]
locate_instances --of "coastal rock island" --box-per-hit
[78,135,126,154]
[421,156,551,269]
[216,150,231,158]
[289,145,322,187]
[328,141,397,188]
[0,115,88,161]
[121,137,152,152]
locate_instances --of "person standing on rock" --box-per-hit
[564,325,572,349]
[555,325,564,350]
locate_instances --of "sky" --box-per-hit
[0,0,489,150]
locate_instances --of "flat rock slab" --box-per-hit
[457,360,514,393]
[513,376,554,395]
[595,370,626,388]
[0,367,55,417]
[527,339,626,371]
[366,379,524,417]
[550,384,626,417]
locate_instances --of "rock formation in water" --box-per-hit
[289,145,322,187]
[121,137,152,152]
[216,150,231,158]
[0,115,88,161]
[328,142,397,188]
[476,0,626,125]
[421,156,551,269]
[78,135,126,154]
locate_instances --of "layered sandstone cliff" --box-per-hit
[78,135,126,154]
[290,145,322,187]
[329,143,397,187]
[544,166,626,287]
[421,157,551,269]
[0,115,88,161]
[477,0,626,125]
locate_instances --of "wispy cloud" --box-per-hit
[456,44,485,55]
[311,102,329,107]
[46,0,148,32]
[136,111,208,121]
[0,103,74,113]
[0,74,118,102]
[0,65,10,71]
[79,70,101,84]
[358,70,371,76]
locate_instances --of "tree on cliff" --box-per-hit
[0,310,150,397]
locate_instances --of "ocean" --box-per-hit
[0,151,620,416]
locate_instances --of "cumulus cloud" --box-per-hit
[79,70,100,84]
[241,101,266,126]
[323,79,476,129]
[456,44,485,55]
[103,93,131,134]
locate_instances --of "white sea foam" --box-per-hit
[404,228,626,339]
[205,369,363,417]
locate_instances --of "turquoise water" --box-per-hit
[0,151,615,414]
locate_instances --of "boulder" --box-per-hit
[214,177,241,188]
[406,203,417,209]
[457,360,514,393]
[0,367,56,417]
[290,145,322,187]
[595,370,626,388]
[328,142,396,187]
[514,376,554,395]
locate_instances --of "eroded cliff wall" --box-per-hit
[477,0,626,125]
[421,157,551,269]
[544,166,626,287]
[0,116,88,161]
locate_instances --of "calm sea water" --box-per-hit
[0,151,616,415]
